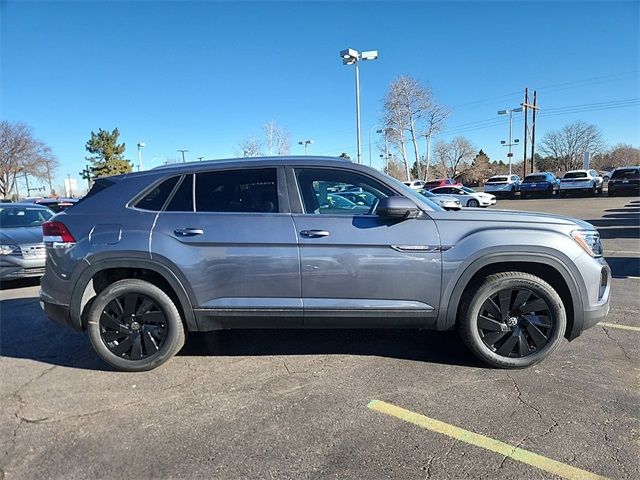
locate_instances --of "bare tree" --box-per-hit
[382,76,449,181]
[591,143,640,170]
[422,103,451,180]
[237,136,264,157]
[433,136,476,178]
[539,121,606,171]
[263,120,290,156]
[0,120,58,198]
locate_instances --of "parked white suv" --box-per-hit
[484,175,521,197]
[559,170,603,196]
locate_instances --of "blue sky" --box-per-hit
[2,0,639,190]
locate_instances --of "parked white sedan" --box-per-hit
[430,186,496,207]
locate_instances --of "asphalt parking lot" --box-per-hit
[1,193,638,479]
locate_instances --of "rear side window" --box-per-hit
[135,176,180,211]
[166,175,194,211]
[196,169,278,213]
[611,168,639,179]
[487,177,508,183]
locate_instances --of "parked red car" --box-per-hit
[424,178,462,189]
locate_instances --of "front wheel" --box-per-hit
[467,199,480,208]
[458,272,566,368]
[87,279,186,372]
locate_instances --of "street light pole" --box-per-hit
[298,140,313,155]
[340,48,378,165]
[498,107,523,175]
[137,142,146,171]
[177,149,189,163]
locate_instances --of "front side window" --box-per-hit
[196,168,278,213]
[296,168,393,215]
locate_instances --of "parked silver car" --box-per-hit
[40,156,610,371]
[418,189,461,210]
[0,204,53,279]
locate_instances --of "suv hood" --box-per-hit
[429,207,595,231]
[0,226,45,245]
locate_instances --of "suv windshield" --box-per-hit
[611,168,639,179]
[0,206,53,228]
[564,172,587,179]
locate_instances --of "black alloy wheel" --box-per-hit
[477,288,553,358]
[100,293,168,360]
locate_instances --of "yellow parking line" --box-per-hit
[600,322,640,332]
[368,400,609,480]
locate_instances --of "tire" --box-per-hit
[458,272,566,369]
[87,279,186,372]
[546,186,554,198]
[591,183,597,196]
[608,188,615,197]
[510,186,516,198]
[467,199,480,208]
[558,190,565,198]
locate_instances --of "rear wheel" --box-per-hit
[591,183,598,196]
[87,279,185,372]
[458,272,566,368]
[467,199,480,208]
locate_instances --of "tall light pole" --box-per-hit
[197,156,204,162]
[340,48,378,165]
[498,107,523,175]
[137,142,146,171]
[298,139,313,155]
[177,149,189,163]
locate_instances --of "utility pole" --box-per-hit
[45,160,53,196]
[24,173,30,196]
[522,88,528,178]
[522,91,540,173]
[530,91,538,173]
[197,156,204,162]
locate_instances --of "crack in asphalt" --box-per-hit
[1,365,57,476]
[601,325,632,361]
[507,374,543,421]
[601,419,632,479]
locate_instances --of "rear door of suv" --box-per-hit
[149,167,302,328]
[287,165,442,328]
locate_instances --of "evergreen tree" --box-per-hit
[85,128,132,177]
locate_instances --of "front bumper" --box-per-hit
[0,256,46,280]
[579,257,611,333]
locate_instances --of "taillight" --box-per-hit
[43,221,76,243]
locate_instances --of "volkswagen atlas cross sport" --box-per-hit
[40,156,611,372]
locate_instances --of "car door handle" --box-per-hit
[174,228,204,237]
[300,230,330,238]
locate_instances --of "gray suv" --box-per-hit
[40,157,611,371]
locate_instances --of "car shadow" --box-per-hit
[0,297,482,370]
[605,257,640,278]
[0,277,41,290]
[0,297,109,371]
[587,201,640,240]
[180,328,482,368]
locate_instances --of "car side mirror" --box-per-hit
[376,196,420,219]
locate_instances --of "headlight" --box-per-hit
[0,244,18,255]
[571,229,603,257]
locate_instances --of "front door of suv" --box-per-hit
[150,167,302,328]
[289,166,442,328]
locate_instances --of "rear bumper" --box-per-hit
[559,183,594,191]
[39,289,79,330]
